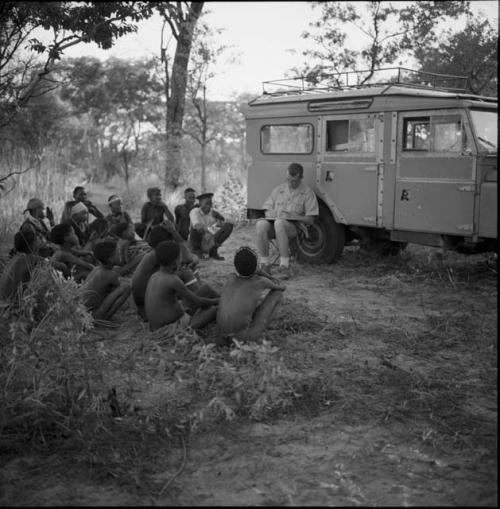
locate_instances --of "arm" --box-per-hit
[84,200,104,219]
[160,219,185,243]
[115,254,143,276]
[255,268,286,289]
[141,203,149,224]
[172,276,219,308]
[62,251,95,271]
[161,202,175,223]
[212,209,225,223]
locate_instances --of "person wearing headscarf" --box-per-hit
[19,198,56,257]
[68,201,90,247]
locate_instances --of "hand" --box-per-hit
[45,206,54,224]
[161,219,176,234]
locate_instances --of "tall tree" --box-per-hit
[158,1,204,188]
[293,1,471,86]
[183,22,228,192]
[0,2,155,129]
[415,16,497,96]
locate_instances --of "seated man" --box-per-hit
[50,223,95,282]
[174,187,197,241]
[144,240,219,333]
[216,246,285,346]
[64,202,91,248]
[0,230,68,307]
[19,197,56,257]
[189,192,233,260]
[256,162,319,280]
[113,222,151,276]
[139,187,175,239]
[81,240,131,322]
[61,185,104,224]
[105,194,133,230]
[131,225,175,321]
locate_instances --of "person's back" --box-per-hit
[144,270,184,331]
[0,253,41,302]
[82,264,118,310]
[216,246,285,343]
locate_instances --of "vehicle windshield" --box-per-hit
[470,109,497,153]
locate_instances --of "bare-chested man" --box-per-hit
[216,246,286,345]
[81,240,130,321]
[144,241,219,333]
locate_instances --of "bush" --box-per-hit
[0,265,102,448]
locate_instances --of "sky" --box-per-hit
[60,1,499,101]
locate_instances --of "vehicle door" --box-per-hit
[319,113,384,227]
[394,110,475,235]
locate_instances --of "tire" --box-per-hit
[295,201,345,264]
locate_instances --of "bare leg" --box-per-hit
[274,219,297,258]
[236,290,283,342]
[93,283,131,321]
[197,283,219,299]
[256,219,273,257]
[190,305,218,329]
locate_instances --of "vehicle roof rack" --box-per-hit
[262,67,470,96]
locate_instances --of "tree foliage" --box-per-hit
[415,16,497,96]
[294,1,471,85]
[0,1,155,128]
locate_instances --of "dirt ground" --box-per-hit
[0,221,497,506]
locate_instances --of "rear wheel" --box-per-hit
[295,201,345,264]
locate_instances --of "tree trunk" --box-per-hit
[165,2,204,189]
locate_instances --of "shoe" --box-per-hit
[276,265,291,280]
[209,246,225,260]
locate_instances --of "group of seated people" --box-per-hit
[0,184,287,344]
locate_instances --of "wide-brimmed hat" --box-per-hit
[26,198,44,210]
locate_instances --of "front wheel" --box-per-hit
[295,202,345,264]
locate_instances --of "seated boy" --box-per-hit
[131,225,174,321]
[144,241,219,333]
[216,246,286,345]
[0,231,68,306]
[112,222,151,276]
[50,223,95,282]
[81,240,131,321]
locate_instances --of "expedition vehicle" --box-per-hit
[244,68,497,262]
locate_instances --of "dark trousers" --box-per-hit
[189,222,233,251]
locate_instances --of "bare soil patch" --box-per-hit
[0,223,497,506]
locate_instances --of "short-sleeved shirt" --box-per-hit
[262,182,319,218]
[189,207,225,232]
[141,202,174,226]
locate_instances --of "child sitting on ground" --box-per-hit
[131,225,175,321]
[81,240,131,321]
[0,231,68,307]
[50,223,95,282]
[112,222,151,276]
[144,240,219,333]
[216,246,286,345]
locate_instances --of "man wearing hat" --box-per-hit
[189,192,233,260]
[256,162,319,280]
[105,194,133,230]
[61,186,104,224]
[19,198,56,257]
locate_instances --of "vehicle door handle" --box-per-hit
[326,170,334,182]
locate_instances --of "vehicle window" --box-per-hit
[260,124,313,154]
[470,110,497,153]
[404,118,430,150]
[326,118,375,152]
[404,115,470,153]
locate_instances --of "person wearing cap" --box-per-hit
[189,192,233,260]
[256,162,319,280]
[105,194,133,230]
[174,187,197,241]
[19,197,56,258]
[60,186,104,224]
